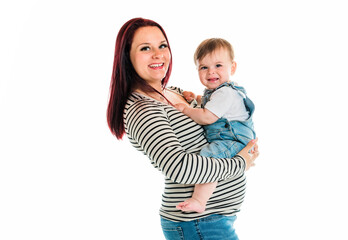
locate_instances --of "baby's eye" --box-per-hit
[140,46,150,51]
[200,66,208,70]
[216,64,222,67]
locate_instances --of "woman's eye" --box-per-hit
[159,44,168,49]
[140,46,150,51]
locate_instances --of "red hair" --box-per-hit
[107,18,172,139]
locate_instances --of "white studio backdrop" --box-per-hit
[1,0,348,239]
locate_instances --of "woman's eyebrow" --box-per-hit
[136,40,167,49]
[137,42,150,47]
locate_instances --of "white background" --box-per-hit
[1,0,348,239]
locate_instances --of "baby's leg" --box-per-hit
[176,182,217,213]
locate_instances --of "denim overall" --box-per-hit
[200,82,256,158]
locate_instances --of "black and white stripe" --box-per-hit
[124,90,247,222]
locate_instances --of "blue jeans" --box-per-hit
[161,214,239,240]
[200,118,255,158]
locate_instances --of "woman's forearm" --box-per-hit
[125,103,245,185]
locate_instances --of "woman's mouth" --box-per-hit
[149,63,164,69]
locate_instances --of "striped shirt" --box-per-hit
[124,88,247,222]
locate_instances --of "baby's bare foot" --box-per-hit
[176,198,206,213]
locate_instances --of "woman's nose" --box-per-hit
[152,49,163,59]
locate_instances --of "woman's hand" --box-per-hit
[237,138,259,171]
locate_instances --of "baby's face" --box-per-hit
[196,48,236,90]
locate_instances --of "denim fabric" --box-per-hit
[200,118,255,158]
[161,214,239,240]
[200,82,255,158]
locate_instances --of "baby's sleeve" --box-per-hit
[204,87,237,117]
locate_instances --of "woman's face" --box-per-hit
[130,26,171,87]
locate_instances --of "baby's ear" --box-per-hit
[230,61,237,75]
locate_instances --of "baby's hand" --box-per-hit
[174,103,187,112]
[182,91,196,102]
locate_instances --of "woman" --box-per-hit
[107,18,259,240]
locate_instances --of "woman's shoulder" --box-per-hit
[167,86,184,95]
[167,86,199,108]
[124,92,173,136]
[125,92,166,118]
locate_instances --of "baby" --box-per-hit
[175,38,256,213]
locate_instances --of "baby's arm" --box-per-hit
[183,91,202,106]
[174,103,218,125]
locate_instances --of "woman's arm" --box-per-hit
[125,100,256,185]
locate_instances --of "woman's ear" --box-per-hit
[230,61,237,76]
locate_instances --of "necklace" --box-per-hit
[136,88,167,103]
[159,88,166,101]
[156,90,167,103]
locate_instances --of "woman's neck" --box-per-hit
[134,84,167,103]
[134,81,162,92]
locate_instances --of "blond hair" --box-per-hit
[194,38,234,65]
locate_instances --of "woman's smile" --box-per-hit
[149,63,165,69]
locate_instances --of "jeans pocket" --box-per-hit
[162,226,184,240]
[199,214,225,223]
